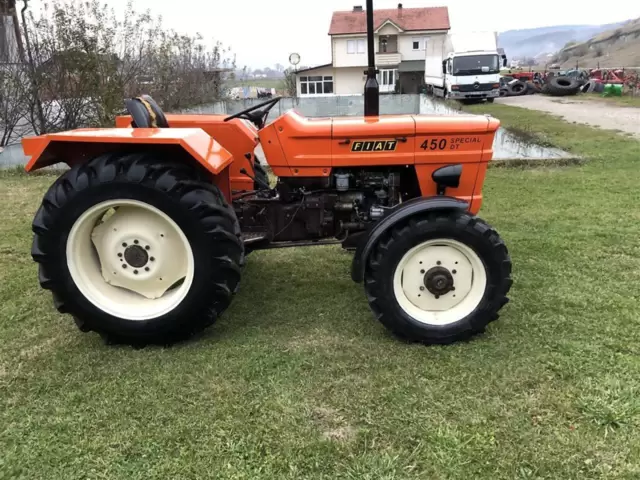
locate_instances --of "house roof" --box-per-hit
[329,7,450,35]
[294,63,333,74]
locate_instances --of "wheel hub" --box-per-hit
[424,266,454,296]
[124,244,149,268]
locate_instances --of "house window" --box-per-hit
[299,75,334,95]
[347,39,366,54]
[412,37,427,50]
[377,69,397,86]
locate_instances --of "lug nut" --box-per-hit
[122,242,127,247]
[145,245,150,250]
[134,239,139,244]
[118,253,123,258]
[145,267,150,272]
[133,270,138,275]
[420,269,425,274]
[452,270,457,274]
[150,257,155,262]
[122,264,127,269]
[435,295,440,299]
[437,261,441,265]
[420,286,425,291]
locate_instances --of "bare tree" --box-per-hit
[18,0,235,133]
[0,65,28,146]
[283,68,297,97]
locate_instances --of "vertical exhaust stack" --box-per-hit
[364,0,379,117]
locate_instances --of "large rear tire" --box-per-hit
[364,211,512,344]
[543,76,581,96]
[31,152,243,346]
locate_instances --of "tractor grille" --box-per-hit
[458,83,495,92]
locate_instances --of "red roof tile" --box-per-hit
[329,6,450,35]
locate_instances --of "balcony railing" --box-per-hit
[376,52,402,66]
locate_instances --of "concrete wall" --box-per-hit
[210,94,421,118]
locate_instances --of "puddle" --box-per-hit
[419,97,577,162]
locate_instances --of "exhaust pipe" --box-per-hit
[364,0,379,116]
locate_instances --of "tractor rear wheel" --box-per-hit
[364,211,512,344]
[31,151,243,346]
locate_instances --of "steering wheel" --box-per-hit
[224,97,282,129]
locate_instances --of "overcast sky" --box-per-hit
[109,0,640,69]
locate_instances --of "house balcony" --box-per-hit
[376,52,402,66]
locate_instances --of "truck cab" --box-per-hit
[425,32,507,101]
[442,51,502,100]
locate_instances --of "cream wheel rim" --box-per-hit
[393,239,487,326]
[66,199,195,321]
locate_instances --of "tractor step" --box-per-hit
[241,232,268,245]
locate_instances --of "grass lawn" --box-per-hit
[581,92,640,108]
[2,106,640,479]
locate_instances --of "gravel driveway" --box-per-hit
[497,95,640,139]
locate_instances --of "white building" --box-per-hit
[295,4,450,96]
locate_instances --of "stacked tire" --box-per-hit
[580,80,605,94]
[506,80,528,97]
[542,76,581,96]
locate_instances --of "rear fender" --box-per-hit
[351,196,469,282]
[22,128,233,176]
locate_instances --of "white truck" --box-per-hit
[425,32,506,101]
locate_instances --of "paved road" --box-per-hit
[497,95,640,139]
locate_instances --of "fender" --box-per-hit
[351,196,469,282]
[22,128,233,175]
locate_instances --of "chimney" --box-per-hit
[353,5,363,12]
[398,3,403,9]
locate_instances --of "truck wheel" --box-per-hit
[31,151,243,346]
[364,211,512,344]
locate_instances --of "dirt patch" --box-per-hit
[286,330,345,352]
[312,406,357,443]
[19,335,64,361]
[497,96,640,139]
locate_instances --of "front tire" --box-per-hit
[365,211,512,344]
[32,152,243,346]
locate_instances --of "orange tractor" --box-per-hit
[22,2,511,346]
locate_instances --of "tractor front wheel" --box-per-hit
[365,211,512,344]
[31,152,243,346]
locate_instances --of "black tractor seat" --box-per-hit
[125,95,169,128]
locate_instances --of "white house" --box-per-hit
[295,4,450,96]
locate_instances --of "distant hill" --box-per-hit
[551,18,640,68]
[498,23,626,60]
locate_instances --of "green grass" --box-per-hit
[2,107,640,479]
[581,92,640,108]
